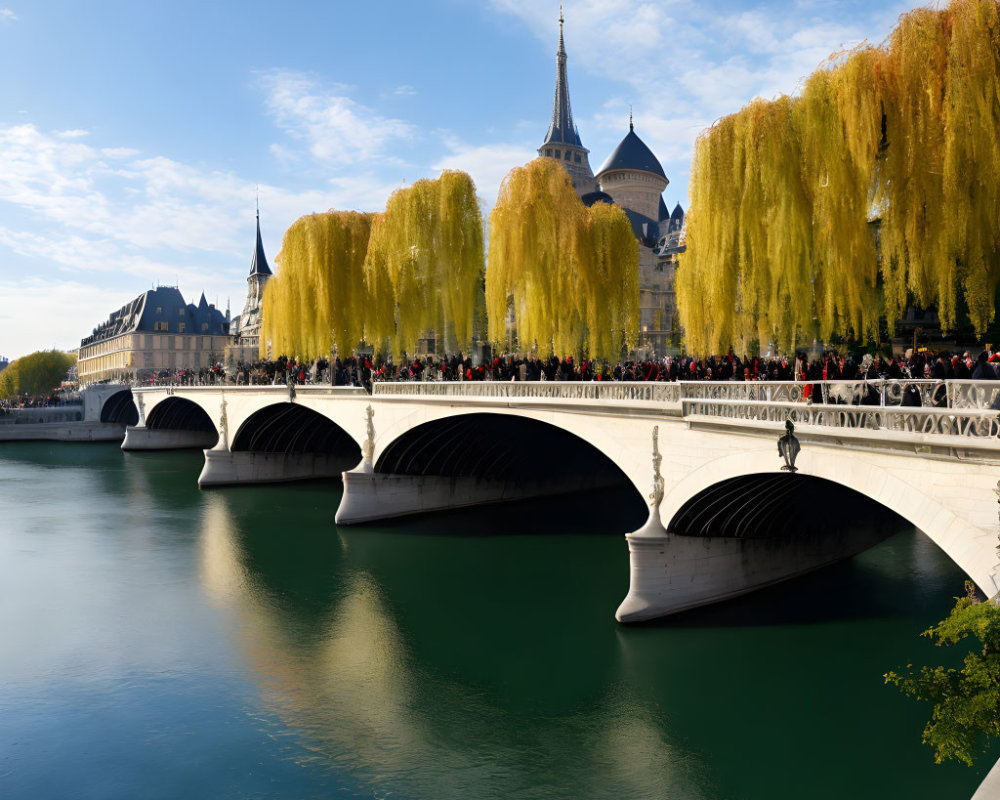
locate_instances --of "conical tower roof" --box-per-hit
[597,121,667,180]
[540,6,585,150]
[249,206,271,277]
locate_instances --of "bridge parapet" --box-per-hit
[372,380,683,407]
[679,379,954,407]
[683,397,1000,450]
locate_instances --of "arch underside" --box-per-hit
[377,412,637,489]
[145,397,218,443]
[233,403,361,462]
[100,390,139,426]
[669,473,899,540]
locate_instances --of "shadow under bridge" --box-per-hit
[99,389,139,426]
[353,412,646,527]
[197,403,361,488]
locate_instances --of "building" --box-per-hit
[226,206,273,367]
[538,11,685,356]
[77,286,231,384]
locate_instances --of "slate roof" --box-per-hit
[80,286,229,347]
[597,123,667,179]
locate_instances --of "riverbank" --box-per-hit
[0,420,124,442]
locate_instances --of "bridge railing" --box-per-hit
[682,398,1000,439]
[676,379,951,407]
[372,381,683,404]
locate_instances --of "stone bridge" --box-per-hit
[120,379,1000,623]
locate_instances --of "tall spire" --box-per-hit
[249,198,271,277]
[541,2,583,149]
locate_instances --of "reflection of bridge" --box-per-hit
[117,379,1000,622]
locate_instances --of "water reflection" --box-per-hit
[198,491,709,799]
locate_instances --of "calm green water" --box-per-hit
[0,442,995,799]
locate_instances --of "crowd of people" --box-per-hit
[0,391,80,413]
[121,346,1000,394]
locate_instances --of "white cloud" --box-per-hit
[433,138,538,209]
[258,69,417,166]
[0,8,16,23]
[394,85,417,96]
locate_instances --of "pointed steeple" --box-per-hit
[249,198,271,277]
[541,3,584,149]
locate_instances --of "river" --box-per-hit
[0,442,995,799]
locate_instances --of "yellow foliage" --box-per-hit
[261,211,377,360]
[260,170,484,361]
[487,158,639,362]
[362,170,485,359]
[679,0,1000,352]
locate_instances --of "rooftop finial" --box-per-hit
[629,105,634,132]
[558,2,565,52]
[255,185,259,220]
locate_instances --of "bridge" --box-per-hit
[115,379,1000,623]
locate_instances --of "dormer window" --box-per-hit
[201,323,209,332]
[574,154,581,163]
[155,307,162,314]
[545,149,552,157]
[178,322,186,333]
[554,149,561,158]
[564,151,570,161]
[179,309,185,316]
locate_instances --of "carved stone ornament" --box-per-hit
[218,395,229,450]
[648,425,664,510]
[135,393,146,426]
[362,404,376,473]
[778,419,800,473]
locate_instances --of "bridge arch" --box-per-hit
[369,411,647,521]
[659,449,999,596]
[145,396,219,447]
[232,403,361,464]
[99,389,139,426]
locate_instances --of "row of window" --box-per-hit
[152,321,212,333]
[543,148,583,164]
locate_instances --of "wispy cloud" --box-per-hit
[258,69,417,166]
[394,84,417,96]
[0,8,16,23]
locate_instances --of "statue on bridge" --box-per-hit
[778,419,800,473]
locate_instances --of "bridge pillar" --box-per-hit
[122,426,218,451]
[198,448,358,488]
[335,470,616,525]
[615,524,891,623]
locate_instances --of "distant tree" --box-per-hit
[885,583,1000,766]
[0,350,77,399]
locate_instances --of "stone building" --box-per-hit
[77,286,231,385]
[538,11,685,356]
[226,207,273,367]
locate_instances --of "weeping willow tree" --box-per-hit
[487,157,639,362]
[260,211,377,360]
[362,170,485,358]
[678,0,1000,353]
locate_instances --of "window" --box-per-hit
[155,306,163,314]
[545,149,552,157]
[179,309,185,316]
[201,323,209,332]
[554,149,561,158]
[574,154,581,163]
[178,322,186,333]
[564,151,570,161]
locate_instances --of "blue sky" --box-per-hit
[0,0,914,360]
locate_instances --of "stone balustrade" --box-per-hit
[682,398,1000,440]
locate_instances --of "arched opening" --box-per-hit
[232,403,361,464]
[99,390,139,426]
[618,472,917,621]
[369,412,646,527]
[145,397,219,447]
[668,473,900,541]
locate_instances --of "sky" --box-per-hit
[0,0,917,361]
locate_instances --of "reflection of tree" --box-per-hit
[197,492,706,799]
[885,585,1000,766]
